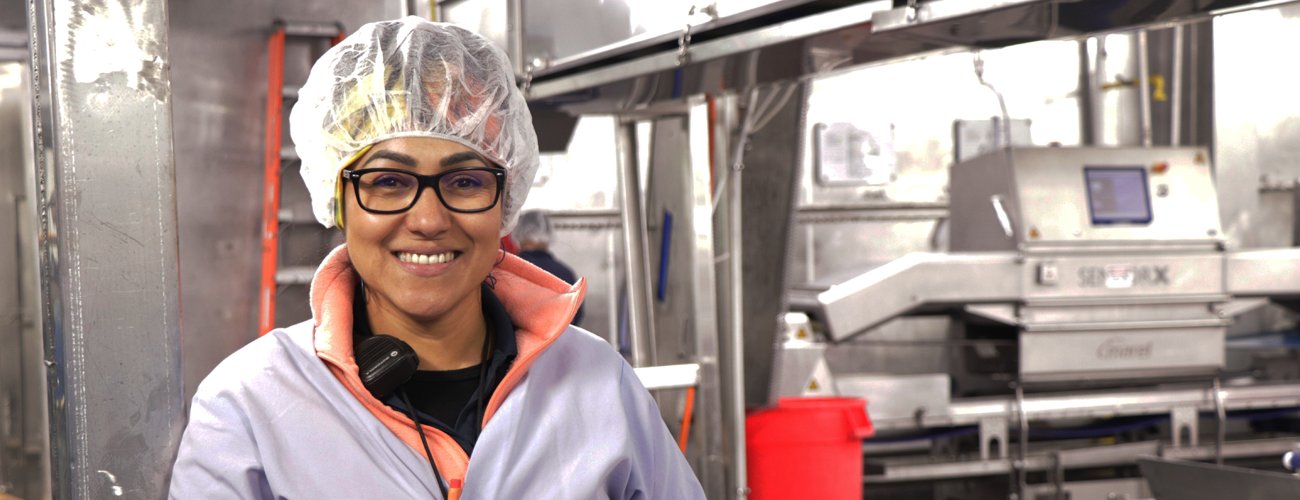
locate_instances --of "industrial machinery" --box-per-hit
[779,146,1300,497]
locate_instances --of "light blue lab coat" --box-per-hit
[169,322,704,499]
[168,248,704,500]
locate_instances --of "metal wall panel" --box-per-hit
[168,0,401,400]
[647,115,693,370]
[546,224,620,340]
[1212,5,1300,335]
[738,82,803,407]
[28,0,184,496]
[1214,4,1300,250]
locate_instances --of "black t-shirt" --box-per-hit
[401,364,484,430]
[352,282,518,455]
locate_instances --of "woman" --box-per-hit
[169,18,704,499]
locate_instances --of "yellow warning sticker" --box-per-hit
[797,328,808,339]
[808,380,820,391]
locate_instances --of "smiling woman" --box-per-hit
[168,17,704,500]
[341,138,505,368]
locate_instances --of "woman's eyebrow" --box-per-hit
[440,151,487,167]
[362,150,418,168]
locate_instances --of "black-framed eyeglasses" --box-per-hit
[341,167,507,214]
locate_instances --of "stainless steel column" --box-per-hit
[28,0,184,498]
[1138,29,1153,147]
[507,0,525,77]
[615,121,656,367]
[1090,36,1106,145]
[724,100,749,499]
[710,92,749,499]
[1170,24,1184,147]
[1077,39,1097,146]
[686,96,725,498]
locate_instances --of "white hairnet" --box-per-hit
[290,17,539,236]
[513,210,552,246]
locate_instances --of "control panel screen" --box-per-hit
[1085,167,1152,225]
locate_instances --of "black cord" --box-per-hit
[476,324,491,439]
[401,387,449,499]
[398,319,492,498]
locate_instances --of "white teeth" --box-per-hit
[399,251,456,265]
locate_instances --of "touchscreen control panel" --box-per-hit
[1085,167,1153,225]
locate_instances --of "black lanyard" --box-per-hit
[400,325,492,499]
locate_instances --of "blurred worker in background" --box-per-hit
[513,210,585,326]
[169,17,703,500]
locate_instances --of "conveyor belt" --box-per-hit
[864,437,1298,483]
[870,381,1300,430]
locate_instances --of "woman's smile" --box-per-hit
[395,251,457,265]
[392,249,462,277]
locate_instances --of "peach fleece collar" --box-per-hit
[307,244,587,485]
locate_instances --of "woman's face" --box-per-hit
[342,137,503,321]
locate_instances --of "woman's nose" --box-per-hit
[404,186,453,235]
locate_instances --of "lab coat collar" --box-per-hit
[307,244,586,487]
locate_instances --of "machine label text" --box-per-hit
[1078,265,1171,288]
[1096,337,1154,360]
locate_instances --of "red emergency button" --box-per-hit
[1152,162,1169,174]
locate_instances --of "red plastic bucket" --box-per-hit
[746,397,874,500]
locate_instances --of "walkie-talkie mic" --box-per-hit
[355,333,449,498]
[355,334,419,399]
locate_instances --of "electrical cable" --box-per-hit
[475,322,491,438]
[973,51,1012,147]
[401,387,449,499]
[711,87,759,213]
[398,325,491,500]
[750,84,781,126]
[750,84,798,134]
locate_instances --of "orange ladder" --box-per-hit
[259,21,346,335]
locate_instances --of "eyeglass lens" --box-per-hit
[355,169,500,212]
